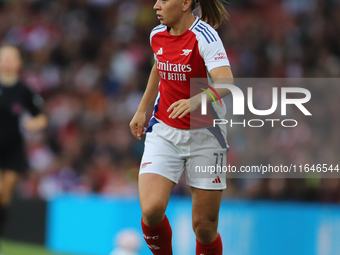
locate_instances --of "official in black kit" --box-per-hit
[0,45,48,236]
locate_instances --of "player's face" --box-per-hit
[154,0,187,27]
[0,46,22,75]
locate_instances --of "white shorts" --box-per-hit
[139,118,229,190]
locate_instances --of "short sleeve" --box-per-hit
[150,25,166,62]
[196,25,230,72]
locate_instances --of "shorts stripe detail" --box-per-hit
[207,126,227,149]
[207,104,227,149]
[145,117,159,133]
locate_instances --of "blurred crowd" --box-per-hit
[0,0,339,202]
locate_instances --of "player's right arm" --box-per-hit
[129,62,160,140]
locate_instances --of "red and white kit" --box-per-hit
[140,17,230,190]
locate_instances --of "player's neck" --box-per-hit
[0,72,19,87]
[168,14,196,36]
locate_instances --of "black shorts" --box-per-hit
[0,139,28,173]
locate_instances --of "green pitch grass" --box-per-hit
[1,239,76,255]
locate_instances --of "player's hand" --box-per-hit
[129,111,147,140]
[23,114,48,132]
[167,99,194,119]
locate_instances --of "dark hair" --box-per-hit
[191,0,229,29]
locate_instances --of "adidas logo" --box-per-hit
[212,176,221,183]
[156,47,163,55]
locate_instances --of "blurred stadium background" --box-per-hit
[0,0,340,254]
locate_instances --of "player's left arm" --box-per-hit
[210,65,233,80]
[204,65,234,103]
[168,66,233,119]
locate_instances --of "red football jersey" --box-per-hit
[150,17,230,129]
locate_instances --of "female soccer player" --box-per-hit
[0,45,47,235]
[129,0,232,254]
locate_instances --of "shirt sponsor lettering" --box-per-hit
[157,61,191,81]
[214,52,227,61]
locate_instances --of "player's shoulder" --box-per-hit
[150,24,167,39]
[190,18,219,44]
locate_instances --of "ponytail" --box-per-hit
[191,0,229,29]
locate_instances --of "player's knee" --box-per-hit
[193,218,218,243]
[141,203,166,226]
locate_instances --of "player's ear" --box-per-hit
[182,0,192,12]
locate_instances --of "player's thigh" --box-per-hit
[1,141,27,174]
[191,187,222,241]
[191,187,222,224]
[0,170,20,205]
[0,142,25,205]
[139,124,185,184]
[139,173,175,225]
[139,131,182,210]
